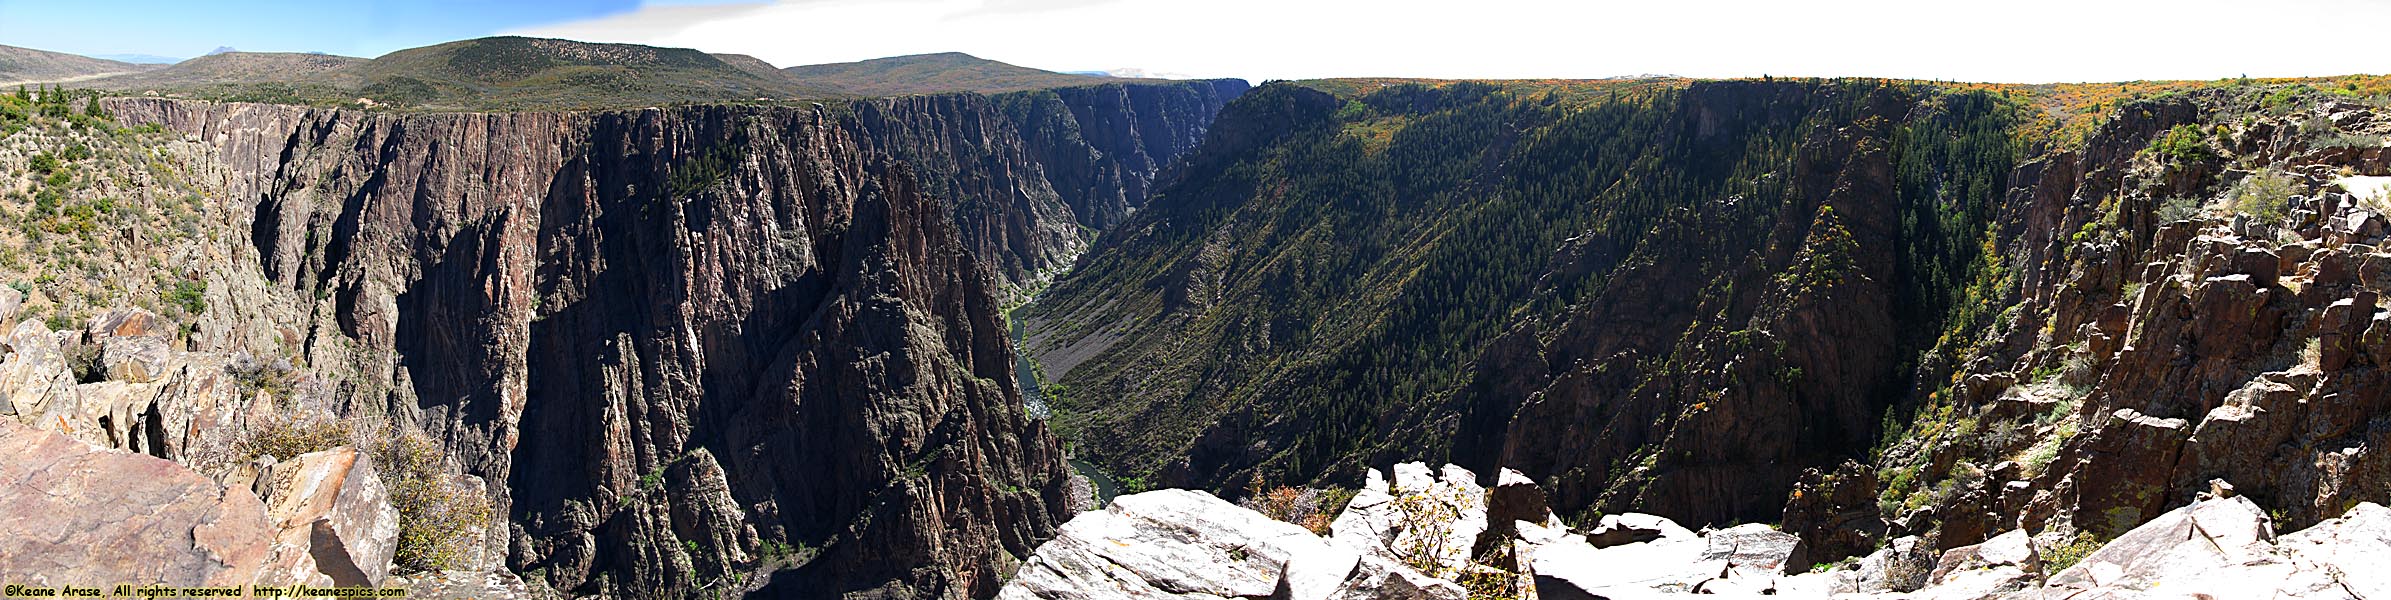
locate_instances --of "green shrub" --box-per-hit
[2148,124,2215,162]
[165,279,207,315]
[2042,532,2105,572]
[1117,475,1151,494]
[2228,168,2296,222]
[2154,196,2201,223]
[2019,435,2063,477]
[226,354,297,402]
[2315,132,2385,149]
[371,428,496,573]
[1389,490,1460,576]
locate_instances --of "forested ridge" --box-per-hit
[1025,77,2038,522]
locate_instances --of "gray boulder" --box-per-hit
[254,446,401,587]
[2,319,80,433]
[1002,489,1462,600]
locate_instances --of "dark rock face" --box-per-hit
[1025,80,2001,530]
[1780,461,1883,570]
[1772,87,2391,562]
[859,81,1247,286]
[1003,81,1251,232]
[1475,85,1916,527]
[102,87,1237,599]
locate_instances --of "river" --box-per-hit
[1010,308,1116,507]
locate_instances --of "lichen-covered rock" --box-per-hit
[1579,512,1689,549]
[383,570,536,600]
[97,334,172,384]
[1002,489,1316,598]
[85,307,169,341]
[2071,408,2191,537]
[1528,512,1795,596]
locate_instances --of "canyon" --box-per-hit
[0,71,1241,599]
[1,34,2389,600]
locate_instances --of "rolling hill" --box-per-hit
[51,39,1192,109]
[785,52,1135,96]
[0,44,155,85]
[81,37,836,110]
[85,51,363,89]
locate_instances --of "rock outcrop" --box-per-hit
[2036,494,2390,599]
[0,418,275,587]
[253,447,401,588]
[0,418,405,589]
[1000,489,1463,600]
[26,75,1241,598]
[1004,463,2391,600]
[84,84,1250,598]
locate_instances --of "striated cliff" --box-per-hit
[853,79,1247,288]
[86,79,1239,599]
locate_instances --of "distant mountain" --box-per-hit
[1091,67,1206,80]
[59,37,1191,110]
[0,44,157,85]
[91,54,184,65]
[707,52,792,82]
[88,51,364,89]
[785,52,1141,96]
[83,36,835,110]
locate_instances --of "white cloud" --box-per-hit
[507,0,2391,83]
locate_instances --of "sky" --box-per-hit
[3,0,2389,83]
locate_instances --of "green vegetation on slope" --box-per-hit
[1,87,225,333]
[1026,78,2036,516]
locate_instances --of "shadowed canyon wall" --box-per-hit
[100,77,1240,599]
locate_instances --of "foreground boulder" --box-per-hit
[1782,491,2391,599]
[0,418,403,588]
[1000,489,1462,599]
[1531,517,1801,596]
[0,417,274,586]
[1002,465,2391,600]
[1331,463,1493,577]
[254,447,401,587]
[2042,494,2391,599]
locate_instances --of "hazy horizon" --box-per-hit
[3,0,2387,84]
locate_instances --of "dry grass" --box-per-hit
[188,411,354,477]
[1238,477,1353,536]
